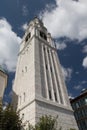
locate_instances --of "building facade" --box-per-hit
[0,66,7,104]
[71,89,87,130]
[13,18,78,130]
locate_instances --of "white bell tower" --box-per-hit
[13,17,78,130]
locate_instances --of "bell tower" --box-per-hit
[13,17,78,130]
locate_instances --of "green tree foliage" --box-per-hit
[0,104,22,130]
[34,115,57,130]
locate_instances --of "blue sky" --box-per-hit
[0,0,87,103]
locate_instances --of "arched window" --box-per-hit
[25,32,31,42]
[40,31,47,41]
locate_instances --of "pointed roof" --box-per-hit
[29,16,43,27]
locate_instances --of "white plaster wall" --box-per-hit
[20,101,36,127]
[13,37,35,110]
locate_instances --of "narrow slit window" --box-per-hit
[25,32,31,42]
[54,92,57,101]
[44,34,47,40]
[25,35,28,42]
[28,33,31,38]
[46,64,48,70]
[48,49,49,53]
[49,90,52,100]
[50,67,52,72]
[44,47,45,51]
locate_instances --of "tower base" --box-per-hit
[19,98,78,130]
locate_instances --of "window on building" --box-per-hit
[72,103,76,110]
[46,64,48,70]
[44,34,47,41]
[81,120,87,130]
[78,110,83,118]
[48,49,49,53]
[85,109,87,116]
[50,67,52,72]
[40,31,47,41]
[85,98,87,105]
[75,112,79,120]
[54,92,57,101]
[75,102,79,109]
[49,90,52,100]
[43,47,45,51]
[80,98,85,106]
[82,109,85,117]
[85,119,87,127]
[78,123,81,130]
[25,36,28,42]
[25,32,31,42]
[78,100,81,107]
[28,33,31,38]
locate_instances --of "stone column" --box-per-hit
[45,46,55,101]
[42,44,49,99]
[49,49,61,103]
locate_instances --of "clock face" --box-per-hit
[0,75,6,97]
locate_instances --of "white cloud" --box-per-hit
[82,56,87,68]
[22,5,28,16]
[81,80,87,84]
[56,42,67,50]
[82,45,87,53]
[21,22,28,31]
[75,71,79,74]
[0,18,21,72]
[61,66,73,81]
[40,0,87,40]
[68,93,74,99]
[74,85,82,90]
